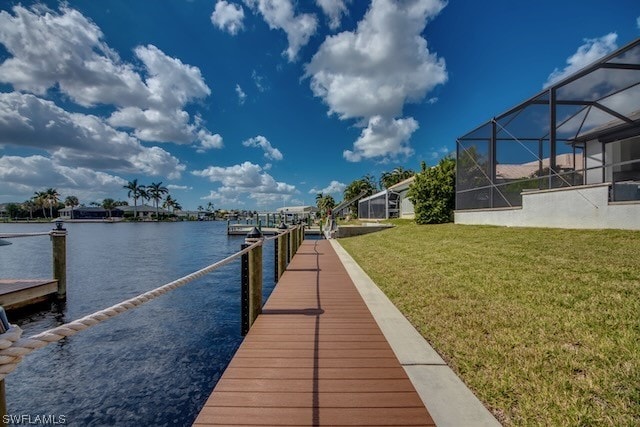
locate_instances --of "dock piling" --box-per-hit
[51,221,67,301]
[241,227,263,335]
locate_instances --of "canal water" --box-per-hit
[0,221,282,426]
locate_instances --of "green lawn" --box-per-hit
[339,222,640,426]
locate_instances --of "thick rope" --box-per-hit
[0,239,262,380]
[0,232,53,239]
[263,226,299,241]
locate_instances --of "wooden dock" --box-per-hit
[0,279,58,311]
[227,224,322,236]
[194,240,434,426]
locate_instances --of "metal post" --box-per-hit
[51,221,67,300]
[549,88,557,189]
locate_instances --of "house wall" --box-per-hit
[398,190,415,219]
[454,183,640,230]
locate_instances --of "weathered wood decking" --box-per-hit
[194,239,434,426]
[0,279,58,310]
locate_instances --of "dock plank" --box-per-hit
[193,240,434,426]
[0,279,58,310]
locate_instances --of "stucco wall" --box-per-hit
[455,183,640,230]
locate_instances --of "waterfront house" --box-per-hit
[59,206,124,220]
[455,38,640,230]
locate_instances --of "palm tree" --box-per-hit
[163,194,175,214]
[124,179,146,220]
[33,191,47,218]
[147,182,168,220]
[22,199,35,220]
[380,167,415,189]
[102,198,116,218]
[64,195,79,208]
[45,188,60,218]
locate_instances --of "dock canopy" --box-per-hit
[456,37,640,210]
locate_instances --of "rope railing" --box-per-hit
[0,232,53,239]
[0,239,263,380]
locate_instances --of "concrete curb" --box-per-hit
[330,239,502,427]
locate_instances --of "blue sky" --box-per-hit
[0,0,638,210]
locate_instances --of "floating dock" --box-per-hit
[194,240,434,426]
[0,279,58,311]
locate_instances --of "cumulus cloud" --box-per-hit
[235,84,247,104]
[244,0,318,61]
[316,0,350,30]
[0,92,186,179]
[0,5,220,149]
[242,135,283,160]
[305,0,447,162]
[344,116,417,162]
[193,161,296,206]
[308,180,346,194]
[429,145,449,159]
[211,1,245,35]
[0,154,128,201]
[252,70,267,92]
[544,33,618,87]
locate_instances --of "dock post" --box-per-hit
[240,243,249,335]
[245,227,263,332]
[288,226,294,262]
[51,220,67,301]
[276,222,288,280]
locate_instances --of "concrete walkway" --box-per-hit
[330,240,501,427]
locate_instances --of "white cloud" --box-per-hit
[305,0,447,162]
[544,33,618,87]
[429,145,449,159]
[193,161,296,205]
[252,70,267,92]
[242,135,283,160]
[316,0,350,30]
[0,92,186,179]
[0,154,128,202]
[0,5,219,149]
[196,131,224,152]
[308,180,346,194]
[244,0,318,61]
[211,1,245,35]
[344,116,417,162]
[235,84,247,104]
[167,184,193,191]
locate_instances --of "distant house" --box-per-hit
[117,204,169,218]
[277,206,318,222]
[59,206,124,220]
[455,38,640,230]
[358,176,416,220]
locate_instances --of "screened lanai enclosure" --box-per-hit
[456,38,640,211]
[358,190,400,219]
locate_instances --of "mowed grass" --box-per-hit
[339,222,640,426]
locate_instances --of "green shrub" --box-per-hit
[408,157,455,224]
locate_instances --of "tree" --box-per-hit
[6,203,21,219]
[124,179,146,220]
[343,174,377,217]
[380,166,415,189]
[45,188,60,218]
[33,191,48,218]
[407,157,456,224]
[64,195,79,208]
[147,181,168,220]
[22,199,35,220]
[102,198,116,218]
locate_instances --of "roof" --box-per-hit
[496,153,584,180]
[387,175,415,191]
[117,204,169,213]
[458,38,640,145]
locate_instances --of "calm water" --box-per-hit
[0,221,279,426]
